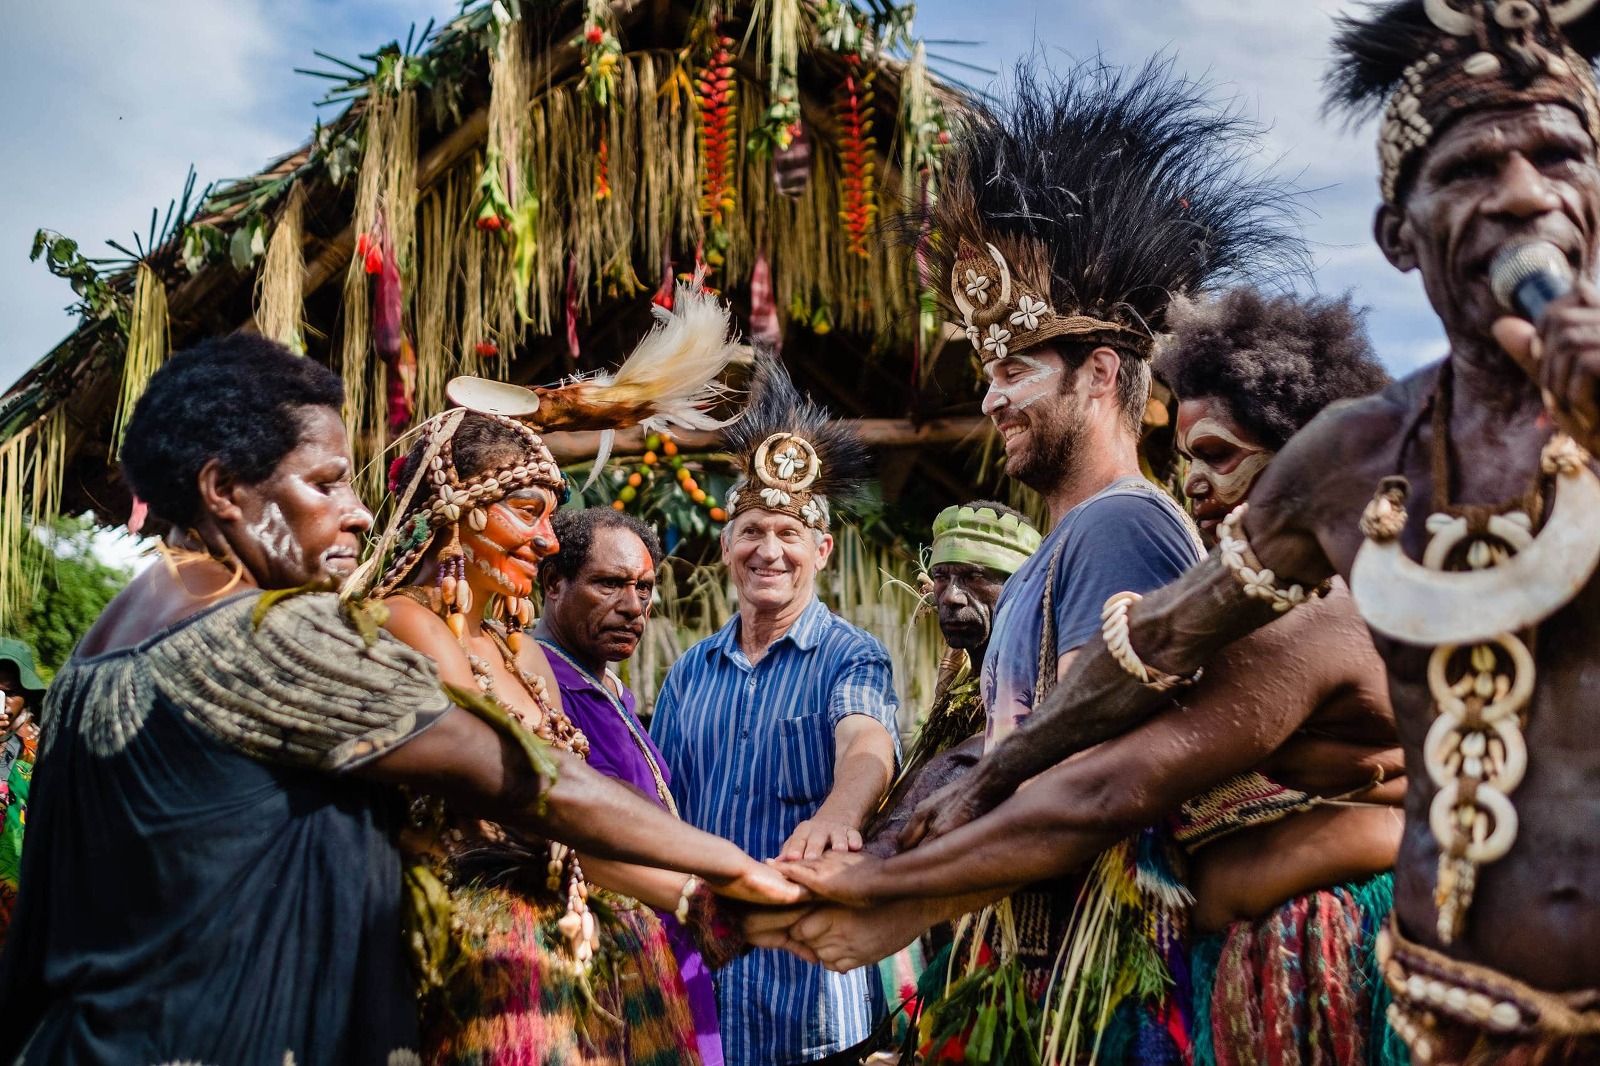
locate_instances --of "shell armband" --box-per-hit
[1217,503,1321,614]
[1100,591,1203,693]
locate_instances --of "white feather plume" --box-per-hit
[601,279,743,430]
[575,277,744,485]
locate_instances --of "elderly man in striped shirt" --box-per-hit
[652,360,899,1066]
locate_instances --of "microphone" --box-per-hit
[1490,240,1575,323]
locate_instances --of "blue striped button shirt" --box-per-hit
[651,595,900,1066]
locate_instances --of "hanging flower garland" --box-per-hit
[694,27,739,271]
[576,1,621,107]
[575,0,621,203]
[835,54,878,259]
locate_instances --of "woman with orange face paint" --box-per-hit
[366,282,779,1066]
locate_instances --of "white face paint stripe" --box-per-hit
[246,502,299,569]
[1179,416,1273,506]
[1181,416,1256,453]
[983,354,1062,413]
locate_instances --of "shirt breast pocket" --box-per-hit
[776,711,832,806]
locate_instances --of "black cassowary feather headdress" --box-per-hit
[721,355,872,531]
[927,56,1309,367]
[1324,0,1600,203]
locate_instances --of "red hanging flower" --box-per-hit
[595,138,613,202]
[694,30,738,270]
[834,55,878,259]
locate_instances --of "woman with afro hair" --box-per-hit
[1157,289,1392,536]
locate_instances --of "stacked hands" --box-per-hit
[731,775,993,973]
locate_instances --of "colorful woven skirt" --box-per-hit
[1189,873,1409,1066]
[423,882,703,1066]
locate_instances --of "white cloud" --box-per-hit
[0,0,437,389]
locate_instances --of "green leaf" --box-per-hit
[251,583,323,628]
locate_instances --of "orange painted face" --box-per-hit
[462,487,560,598]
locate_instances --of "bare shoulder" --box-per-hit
[513,635,565,715]
[78,559,251,658]
[1272,369,1435,503]
[382,594,476,689]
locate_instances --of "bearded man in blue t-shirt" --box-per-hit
[977,327,1201,750]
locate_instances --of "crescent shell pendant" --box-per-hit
[1350,460,1600,645]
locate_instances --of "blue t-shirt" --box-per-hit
[982,477,1202,746]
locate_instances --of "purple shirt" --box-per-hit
[538,639,723,1066]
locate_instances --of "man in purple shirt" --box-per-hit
[533,506,725,1065]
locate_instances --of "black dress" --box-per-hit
[0,592,452,1066]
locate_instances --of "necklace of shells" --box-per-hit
[467,621,600,972]
[1351,367,1600,944]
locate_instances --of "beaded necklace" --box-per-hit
[395,582,602,972]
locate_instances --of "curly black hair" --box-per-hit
[119,334,345,528]
[538,508,665,589]
[1155,290,1390,451]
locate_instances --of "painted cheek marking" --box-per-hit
[988,355,1061,411]
[1204,451,1272,506]
[465,544,526,594]
[247,502,299,568]
[1179,417,1275,506]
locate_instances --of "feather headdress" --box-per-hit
[926,57,1309,365]
[721,355,872,531]
[350,279,743,601]
[1325,0,1600,203]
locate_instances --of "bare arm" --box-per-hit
[795,598,1347,902]
[367,597,803,905]
[902,437,1340,846]
[581,858,692,913]
[780,713,897,860]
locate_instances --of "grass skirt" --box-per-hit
[1188,873,1409,1066]
[422,881,703,1066]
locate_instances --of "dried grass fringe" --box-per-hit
[344,53,915,500]
[341,87,418,502]
[111,263,170,458]
[254,182,308,352]
[0,407,67,629]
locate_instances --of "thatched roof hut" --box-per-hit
[0,0,1013,620]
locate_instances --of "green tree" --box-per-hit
[11,516,133,679]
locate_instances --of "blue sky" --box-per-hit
[0,0,1447,393]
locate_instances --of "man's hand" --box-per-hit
[780,817,863,861]
[787,900,934,973]
[776,849,886,908]
[710,857,810,906]
[1493,280,1600,452]
[739,904,819,963]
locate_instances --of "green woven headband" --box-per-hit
[928,505,1041,576]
